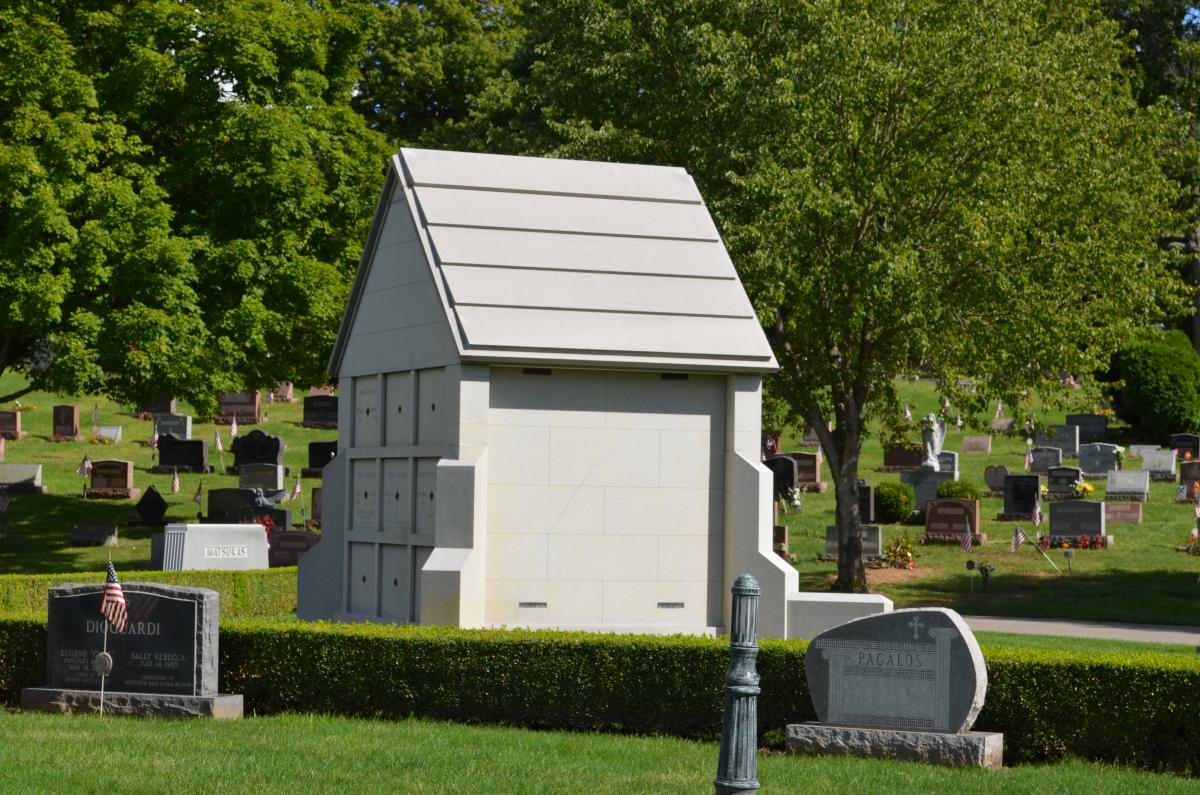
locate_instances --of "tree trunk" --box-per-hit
[828,420,867,592]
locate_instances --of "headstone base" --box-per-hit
[298,421,338,429]
[797,481,828,493]
[0,430,27,440]
[214,416,263,425]
[21,687,243,719]
[922,532,987,546]
[150,464,214,474]
[785,723,1003,770]
[300,467,326,479]
[225,466,289,476]
[50,434,81,442]
[996,512,1034,521]
[84,488,140,500]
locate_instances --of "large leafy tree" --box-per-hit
[456,0,1186,590]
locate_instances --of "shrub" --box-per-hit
[874,481,915,523]
[1114,329,1200,440]
[937,479,981,501]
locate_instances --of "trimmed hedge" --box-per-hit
[874,481,915,523]
[937,479,981,501]
[2,618,1198,773]
[0,568,297,618]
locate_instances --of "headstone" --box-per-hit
[85,459,139,500]
[0,436,5,461]
[982,465,1008,495]
[1066,414,1108,444]
[1078,443,1120,478]
[311,487,322,526]
[1104,502,1142,525]
[206,488,270,523]
[1046,466,1081,500]
[302,440,338,478]
[95,425,122,443]
[773,524,789,557]
[21,583,242,718]
[68,525,118,547]
[761,432,781,458]
[937,451,960,480]
[786,451,826,492]
[227,429,286,475]
[826,525,883,557]
[238,463,285,492]
[787,608,1001,769]
[1049,499,1106,538]
[1029,446,1062,474]
[801,425,823,446]
[217,390,261,423]
[763,456,798,503]
[1169,433,1200,460]
[300,395,339,429]
[155,413,193,441]
[0,463,46,494]
[52,405,80,439]
[308,385,335,397]
[268,531,319,567]
[1000,474,1039,519]
[162,523,270,570]
[274,382,295,402]
[154,433,210,474]
[961,436,991,455]
[923,499,984,545]
[1128,444,1160,460]
[1105,470,1149,502]
[857,480,874,524]
[140,396,177,416]
[990,418,1014,433]
[1180,460,1200,491]
[1035,425,1079,457]
[1140,449,1176,482]
[0,410,25,439]
[901,469,954,515]
[134,486,169,525]
[881,446,923,471]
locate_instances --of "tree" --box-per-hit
[454,0,1186,590]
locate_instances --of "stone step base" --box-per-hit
[786,723,1003,769]
[150,465,214,474]
[84,488,140,500]
[21,687,243,719]
[299,422,338,429]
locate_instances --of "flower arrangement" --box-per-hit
[883,534,917,570]
[1074,481,1095,499]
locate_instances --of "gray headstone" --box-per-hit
[95,425,122,443]
[1105,470,1149,502]
[826,525,883,557]
[1128,444,1160,460]
[1002,475,1040,517]
[857,479,875,523]
[937,451,960,480]
[1029,447,1062,474]
[961,436,991,455]
[1139,449,1176,481]
[0,463,42,490]
[1049,499,1106,537]
[1035,425,1079,457]
[1047,466,1081,498]
[155,414,193,440]
[983,465,1008,493]
[45,583,219,695]
[1078,443,1120,477]
[804,608,987,733]
[239,463,284,491]
[1066,414,1108,444]
[161,523,270,571]
[900,469,954,515]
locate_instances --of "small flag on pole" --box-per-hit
[77,456,92,476]
[960,518,974,553]
[994,400,1003,420]
[150,433,158,450]
[1033,498,1043,527]
[171,468,181,494]
[903,405,912,422]
[214,430,223,453]
[955,414,963,430]
[193,481,203,506]
[100,561,128,632]
[1024,444,1034,472]
[230,416,238,438]
[91,403,100,424]
[1011,525,1028,553]
[289,477,302,502]
[268,391,275,405]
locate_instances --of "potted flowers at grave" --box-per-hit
[1074,481,1095,499]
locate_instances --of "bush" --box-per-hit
[1114,329,1200,440]
[874,481,915,523]
[1,619,1198,773]
[937,480,981,501]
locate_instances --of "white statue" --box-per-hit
[922,413,946,470]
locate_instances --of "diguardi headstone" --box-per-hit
[786,608,1001,769]
[21,583,242,718]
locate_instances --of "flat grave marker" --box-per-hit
[961,436,991,455]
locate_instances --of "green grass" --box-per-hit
[0,373,331,575]
[0,712,1193,794]
[975,631,1199,656]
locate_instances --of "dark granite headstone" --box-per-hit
[206,488,270,523]
[1001,475,1039,518]
[302,441,338,478]
[857,479,874,523]
[155,433,210,474]
[1078,443,1120,477]
[1049,499,1106,537]
[825,525,882,557]
[764,456,799,502]
[227,429,285,475]
[69,525,118,547]
[1181,460,1200,490]
[140,396,177,416]
[1066,414,1108,444]
[1035,425,1079,457]
[1046,466,1081,500]
[53,405,80,439]
[1170,433,1200,460]
[983,465,1008,495]
[134,486,169,525]
[301,395,338,428]
[1029,447,1062,474]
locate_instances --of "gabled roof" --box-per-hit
[329,148,778,375]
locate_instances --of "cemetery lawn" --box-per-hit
[780,379,1200,626]
[0,712,1194,794]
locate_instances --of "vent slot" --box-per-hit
[660,373,689,381]
[657,601,685,609]
[518,601,548,609]
[522,368,552,376]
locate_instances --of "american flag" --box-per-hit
[994,400,1003,420]
[267,391,275,405]
[230,416,238,437]
[150,433,158,450]
[77,456,92,476]
[903,404,912,422]
[1024,444,1034,472]
[193,481,203,506]
[1033,499,1043,527]
[214,430,223,453]
[289,477,302,502]
[1011,525,1028,553]
[942,397,950,411]
[960,518,974,553]
[0,490,9,513]
[955,414,963,429]
[1192,526,1199,539]
[100,561,128,632]
[171,468,180,494]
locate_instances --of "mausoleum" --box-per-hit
[297,148,890,637]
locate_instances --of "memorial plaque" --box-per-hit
[53,405,80,439]
[155,414,193,441]
[1066,414,1108,444]
[804,608,987,733]
[0,463,45,493]
[353,460,379,531]
[1035,425,1079,457]
[162,523,270,571]
[1128,444,1160,460]
[1046,466,1081,500]
[44,583,217,696]
[155,433,209,474]
[227,429,285,474]
[238,463,284,492]
[1001,475,1039,518]
[1105,470,1149,502]
[901,469,954,515]
[0,410,25,439]
[85,459,138,500]
[68,525,118,547]
[857,479,875,524]
[1029,447,1061,474]
[1078,443,1120,477]
[268,531,319,567]
[134,486,169,525]
[923,499,984,545]
[217,391,261,422]
[1139,450,1176,482]
[1105,503,1142,525]
[301,395,339,429]
[302,440,338,478]
[983,465,1008,495]
[1169,433,1200,460]
[961,436,991,455]
[825,525,883,557]
[1049,499,1106,537]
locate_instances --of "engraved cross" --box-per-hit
[907,615,925,640]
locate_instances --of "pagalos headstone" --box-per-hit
[786,608,1002,769]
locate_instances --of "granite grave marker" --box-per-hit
[1140,449,1176,482]
[1105,469,1149,502]
[1046,466,1081,500]
[154,433,210,474]
[961,436,991,455]
[826,525,882,557]
[85,459,138,500]
[227,429,285,475]
[1001,475,1040,519]
[0,410,25,440]
[900,469,954,515]
[302,440,337,478]
[1066,414,1108,444]
[53,405,79,439]
[1078,443,1120,478]
[155,413,193,441]
[300,395,338,429]
[0,464,46,494]
[1029,446,1062,474]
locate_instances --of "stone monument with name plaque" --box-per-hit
[0,409,26,439]
[982,465,1008,497]
[1140,449,1176,482]
[21,583,241,718]
[786,608,1001,769]
[1046,466,1082,501]
[216,391,262,424]
[53,405,80,440]
[155,413,193,441]
[1049,499,1108,542]
[1000,474,1039,520]
[161,523,270,570]
[227,429,286,475]
[785,451,826,493]
[85,459,139,500]
[900,469,954,516]
[153,433,211,474]
[1078,443,1120,479]
[1029,447,1062,474]
[1128,444,1160,460]
[1105,469,1149,502]
[1169,433,1200,460]
[1036,424,1079,457]
[300,395,339,429]
[923,499,984,545]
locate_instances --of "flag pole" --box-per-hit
[1033,539,1061,573]
[99,552,110,718]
